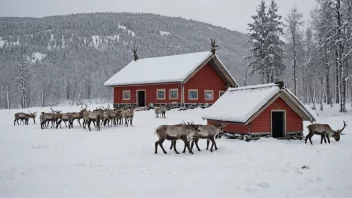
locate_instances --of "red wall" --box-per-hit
[184,63,227,104]
[113,62,229,105]
[250,97,303,134]
[113,83,181,105]
[207,97,303,135]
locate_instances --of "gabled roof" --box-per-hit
[103,51,237,87]
[201,83,316,124]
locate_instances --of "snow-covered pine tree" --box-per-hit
[246,0,285,84]
[266,0,286,82]
[246,0,269,83]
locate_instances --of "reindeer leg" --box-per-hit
[88,120,92,131]
[173,141,179,154]
[210,137,218,152]
[181,136,193,154]
[77,119,81,127]
[309,135,313,145]
[156,139,167,154]
[206,138,210,150]
[323,135,327,144]
[194,139,201,151]
[326,135,331,144]
[170,141,174,150]
[320,135,324,144]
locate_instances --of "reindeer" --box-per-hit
[14,111,37,125]
[155,106,166,118]
[84,110,102,131]
[170,122,226,153]
[40,112,57,129]
[305,121,347,145]
[25,111,37,125]
[56,113,74,129]
[155,121,201,154]
[67,104,87,127]
[210,38,218,55]
[122,107,135,127]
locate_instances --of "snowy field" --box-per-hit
[1,104,352,198]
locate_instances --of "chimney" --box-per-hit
[210,38,218,55]
[275,81,284,89]
[132,45,138,61]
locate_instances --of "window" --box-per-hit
[205,90,214,100]
[169,89,178,99]
[157,89,166,100]
[219,91,225,97]
[188,89,198,100]
[122,90,130,100]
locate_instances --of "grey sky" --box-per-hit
[1,0,316,33]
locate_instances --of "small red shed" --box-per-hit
[104,50,238,108]
[202,82,316,138]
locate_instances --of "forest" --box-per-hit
[246,0,352,112]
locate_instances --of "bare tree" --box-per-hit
[285,4,304,96]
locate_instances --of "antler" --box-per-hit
[338,120,347,134]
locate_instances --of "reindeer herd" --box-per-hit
[13,104,348,155]
[14,104,136,131]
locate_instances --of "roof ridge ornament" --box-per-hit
[132,45,138,61]
[275,81,284,89]
[210,38,218,55]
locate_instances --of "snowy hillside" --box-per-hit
[0,13,250,109]
[0,103,351,198]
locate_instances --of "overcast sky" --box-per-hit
[1,0,316,33]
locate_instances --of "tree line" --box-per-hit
[246,0,352,112]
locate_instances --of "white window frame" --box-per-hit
[219,91,225,97]
[169,89,178,100]
[156,89,166,100]
[188,89,198,100]
[205,90,214,100]
[122,90,131,100]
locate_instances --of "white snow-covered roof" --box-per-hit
[202,83,315,123]
[104,51,222,86]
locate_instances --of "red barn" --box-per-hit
[202,82,316,138]
[104,51,238,108]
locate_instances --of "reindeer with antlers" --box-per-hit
[14,111,37,125]
[155,121,201,154]
[305,121,347,144]
[170,122,227,153]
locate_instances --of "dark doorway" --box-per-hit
[271,111,285,138]
[137,91,146,107]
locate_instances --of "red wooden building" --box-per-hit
[202,82,316,138]
[104,50,238,108]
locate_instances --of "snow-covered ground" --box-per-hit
[0,104,351,198]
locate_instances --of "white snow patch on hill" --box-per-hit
[160,31,170,36]
[118,23,127,30]
[91,35,100,48]
[29,52,46,64]
[0,37,5,48]
[106,35,120,41]
[118,23,135,37]
[0,104,351,198]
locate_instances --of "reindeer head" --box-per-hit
[132,45,138,61]
[216,122,227,132]
[50,107,61,114]
[333,121,347,141]
[183,121,201,133]
[28,111,37,119]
